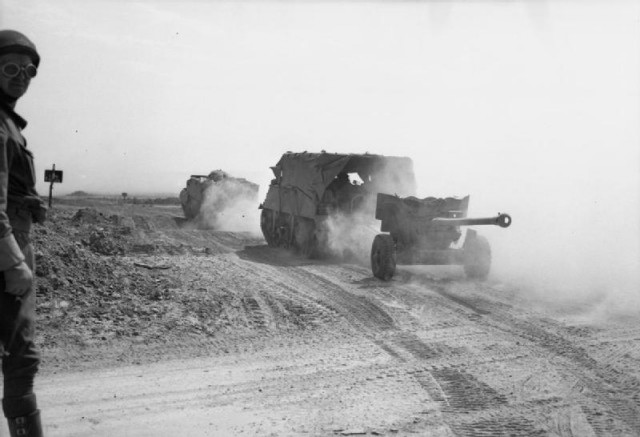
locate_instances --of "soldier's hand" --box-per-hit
[4,261,33,296]
[32,204,48,224]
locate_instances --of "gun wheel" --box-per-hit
[371,234,396,281]
[463,234,491,280]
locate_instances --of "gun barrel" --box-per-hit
[431,213,512,228]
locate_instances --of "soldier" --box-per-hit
[0,29,47,437]
[330,172,359,212]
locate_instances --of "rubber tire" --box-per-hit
[371,234,396,281]
[463,234,491,280]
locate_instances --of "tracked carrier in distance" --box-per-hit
[179,170,259,224]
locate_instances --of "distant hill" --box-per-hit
[68,191,91,197]
[59,192,179,206]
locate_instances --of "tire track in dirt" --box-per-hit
[143,251,347,340]
[312,264,639,436]
[202,245,638,436]
[232,259,397,335]
[286,266,552,436]
[373,335,550,436]
[489,319,640,435]
[233,276,339,333]
[450,416,544,437]
[286,266,397,332]
[408,274,640,436]
[240,296,268,329]
[277,266,499,435]
[413,366,548,436]
[227,258,349,332]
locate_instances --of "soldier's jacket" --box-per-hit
[0,101,45,271]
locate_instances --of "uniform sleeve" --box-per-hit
[0,130,24,270]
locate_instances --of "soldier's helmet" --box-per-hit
[0,30,40,67]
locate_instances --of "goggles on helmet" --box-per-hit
[1,62,37,79]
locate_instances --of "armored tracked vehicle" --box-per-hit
[371,193,511,280]
[259,152,416,255]
[179,170,259,226]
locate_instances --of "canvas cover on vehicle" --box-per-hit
[261,152,416,219]
[375,193,470,222]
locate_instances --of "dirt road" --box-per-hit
[21,201,640,436]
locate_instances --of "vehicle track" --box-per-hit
[298,262,640,436]
[406,273,640,436]
[135,225,640,437]
[275,265,556,435]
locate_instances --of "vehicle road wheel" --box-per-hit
[371,234,396,281]
[260,209,277,246]
[463,234,491,280]
[293,217,317,258]
[274,212,292,249]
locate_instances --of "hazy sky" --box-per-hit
[1,1,639,302]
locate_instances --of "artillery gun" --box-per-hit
[371,193,512,280]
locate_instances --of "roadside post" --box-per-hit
[44,164,63,208]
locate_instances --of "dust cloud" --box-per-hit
[365,159,417,199]
[317,150,640,321]
[324,160,418,261]
[196,179,261,235]
[325,210,379,263]
[461,157,640,321]
[489,199,640,320]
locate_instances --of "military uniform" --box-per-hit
[0,30,45,437]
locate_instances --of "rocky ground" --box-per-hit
[33,198,268,372]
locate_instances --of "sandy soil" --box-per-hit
[5,197,638,436]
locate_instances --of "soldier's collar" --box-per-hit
[0,99,27,130]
